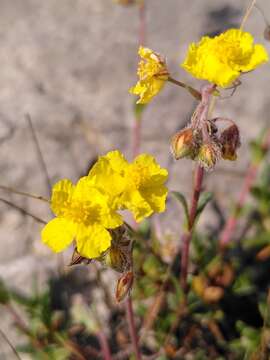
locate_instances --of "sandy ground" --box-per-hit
[0,0,269,356]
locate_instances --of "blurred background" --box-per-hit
[0,0,270,358]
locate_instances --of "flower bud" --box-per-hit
[219,124,240,161]
[197,141,221,170]
[192,275,207,297]
[115,271,134,302]
[203,286,224,303]
[170,127,198,160]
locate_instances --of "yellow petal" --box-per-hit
[181,28,269,87]
[101,209,123,229]
[88,151,127,207]
[122,189,152,222]
[133,154,168,186]
[138,46,153,60]
[104,150,129,172]
[41,218,75,253]
[140,186,168,214]
[73,177,106,203]
[51,179,74,216]
[76,224,111,259]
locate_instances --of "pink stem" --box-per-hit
[97,331,113,360]
[219,129,270,248]
[180,166,204,292]
[180,84,215,292]
[125,296,142,360]
[132,118,142,158]
[219,164,257,248]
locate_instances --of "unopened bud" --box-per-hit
[197,141,221,170]
[192,275,207,297]
[115,271,134,302]
[171,127,198,160]
[203,286,224,303]
[220,124,240,161]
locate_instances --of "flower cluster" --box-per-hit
[42,151,168,259]
[129,46,169,104]
[130,29,268,104]
[171,119,241,170]
[181,28,268,88]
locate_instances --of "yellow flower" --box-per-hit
[42,178,123,258]
[129,46,169,104]
[181,29,269,87]
[88,150,168,222]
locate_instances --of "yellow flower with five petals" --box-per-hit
[42,177,122,259]
[181,29,268,88]
[129,46,169,104]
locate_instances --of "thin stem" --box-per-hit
[180,165,204,292]
[255,3,270,26]
[97,331,113,360]
[5,304,30,336]
[132,117,142,158]
[219,129,270,249]
[240,0,257,29]
[125,296,142,360]
[0,328,22,360]
[180,83,215,292]
[0,197,46,224]
[26,114,51,195]
[0,185,49,203]
[168,77,201,101]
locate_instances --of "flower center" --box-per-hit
[126,165,149,190]
[65,201,102,226]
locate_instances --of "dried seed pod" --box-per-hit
[170,127,199,160]
[220,123,241,161]
[115,271,134,302]
[99,225,133,273]
[197,141,221,170]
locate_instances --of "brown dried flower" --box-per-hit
[171,127,199,160]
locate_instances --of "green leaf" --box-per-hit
[0,279,10,304]
[232,273,255,295]
[171,191,189,224]
[196,192,213,220]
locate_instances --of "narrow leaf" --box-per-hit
[196,192,213,220]
[171,191,189,224]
